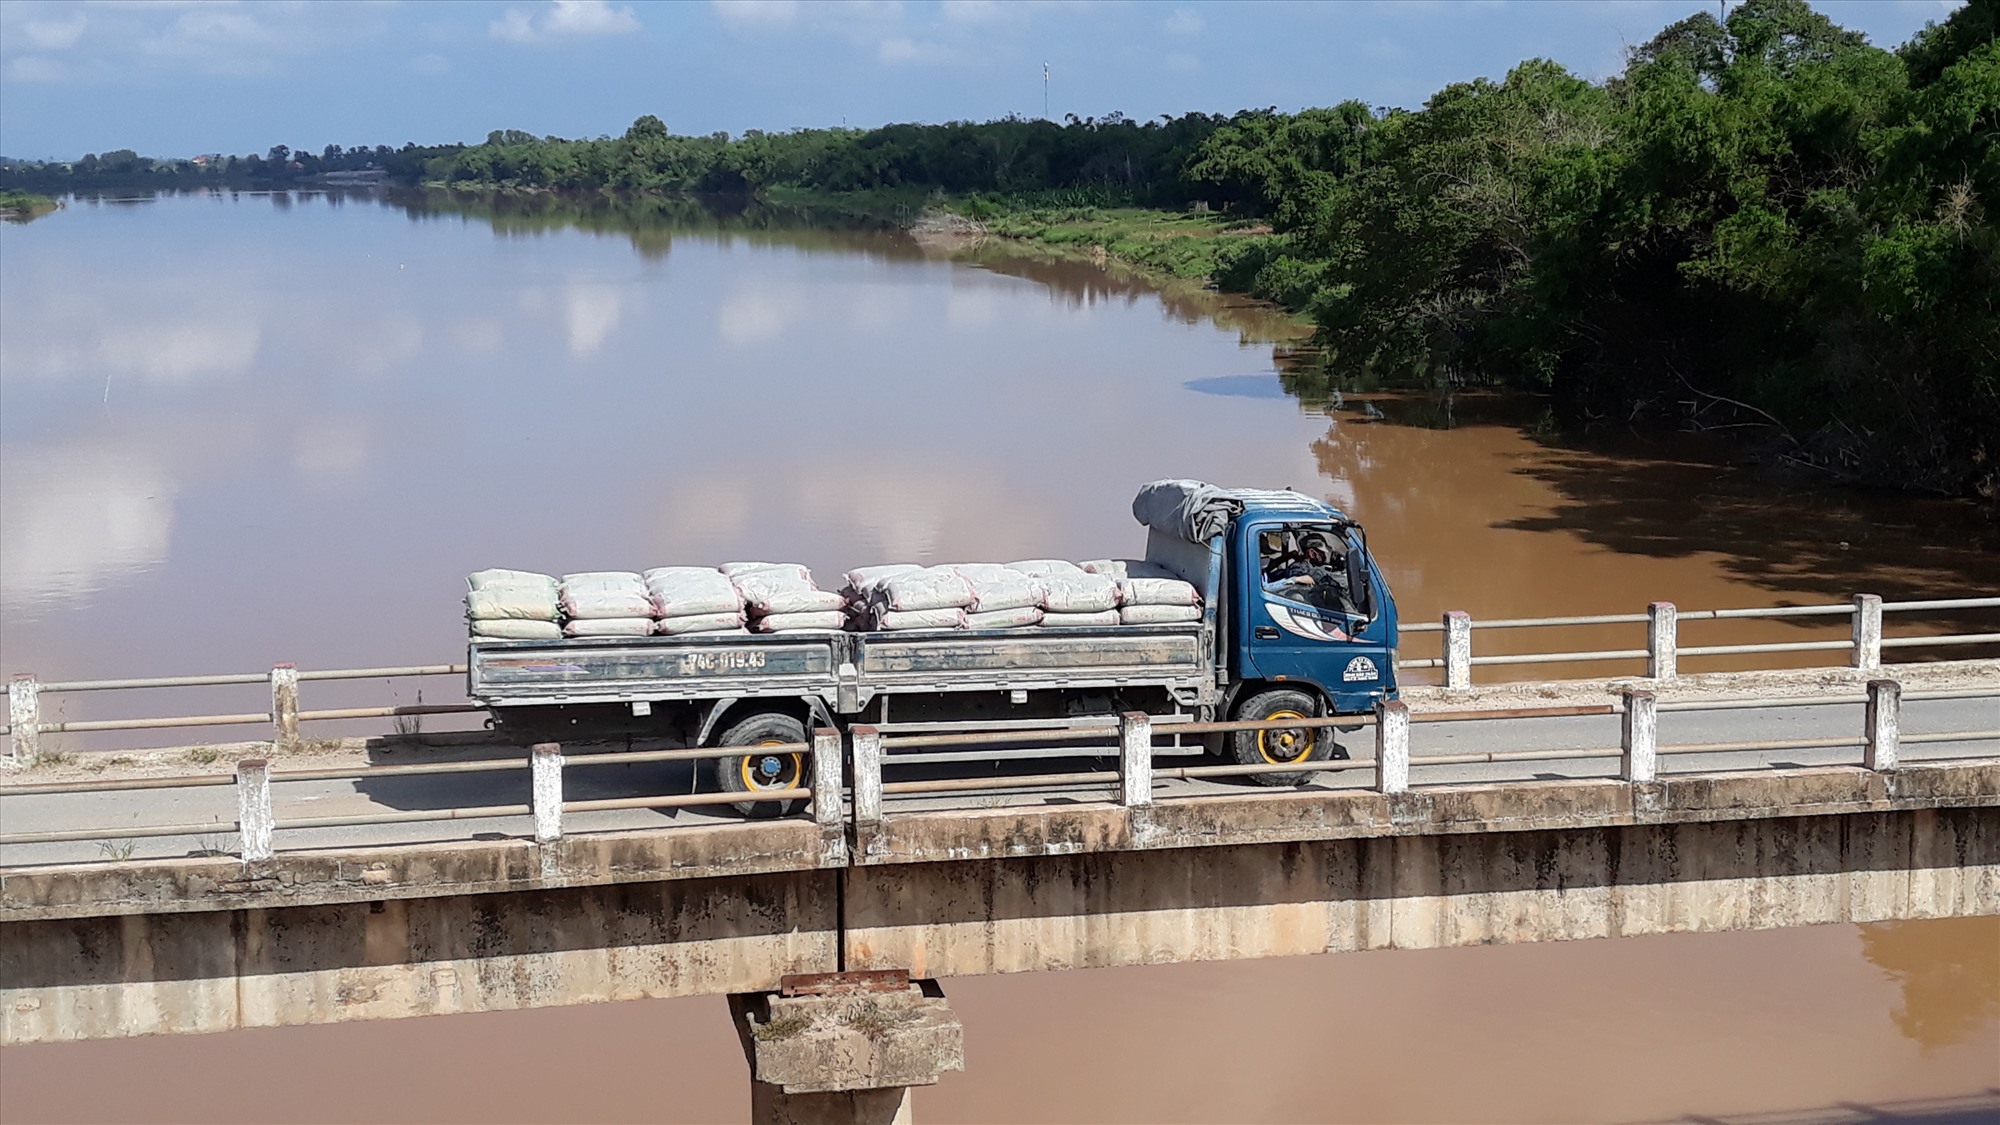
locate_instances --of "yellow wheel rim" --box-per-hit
[1256,709,1314,765]
[740,739,804,792]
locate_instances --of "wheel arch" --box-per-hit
[697,696,834,745]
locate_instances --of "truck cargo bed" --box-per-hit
[469,623,1211,711]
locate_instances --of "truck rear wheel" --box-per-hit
[712,711,810,818]
[1231,688,1338,786]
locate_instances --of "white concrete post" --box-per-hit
[1375,699,1410,794]
[1647,602,1678,681]
[236,758,274,862]
[531,742,563,843]
[1621,688,1658,782]
[269,663,300,749]
[1118,711,1153,807]
[8,674,40,764]
[851,725,883,827]
[1852,594,1883,673]
[811,728,844,830]
[1443,612,1472,690]
[1865,679,1900,771]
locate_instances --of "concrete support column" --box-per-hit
[269,663,299,750]
[1852,594,1884,673]
[7,674,40,765]
[1865,678,1900,771]
[531,742,563,843]
[1647,602,1678,681]
[1375,698,1410,794]
[236,758,273,862]
[851,726,883,827]
[812,729,844,831]
[1443,612,1472,690]
[1621,688,1657,782]
[732,976,964,1125]
[1118,711,1152,807]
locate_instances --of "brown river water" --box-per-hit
[1,191,1995,1122]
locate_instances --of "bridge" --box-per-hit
[3,592,1996,1122]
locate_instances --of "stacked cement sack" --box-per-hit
[645,567,747,635]
[466,569,562,640]
[728,563,847,633]
[559,572,654,637]
[848,566,974,630]
[1012,560,1119,626]
[1084,559,1203,624]
[467,555,1203,640]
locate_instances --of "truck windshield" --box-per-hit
[1258,522,1366,618]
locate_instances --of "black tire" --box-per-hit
[1230,688,1339,786]
[711,711,811,818]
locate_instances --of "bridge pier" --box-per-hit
[730,972,964,1125]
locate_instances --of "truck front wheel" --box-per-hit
[1230,688,1339,786]
[712,711,811,818]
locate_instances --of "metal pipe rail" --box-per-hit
[1391,592,1996,687]
[7,595,1995,763]
[4,674,1995,861]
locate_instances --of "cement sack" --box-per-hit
[966,607,1043,630]
[843,564,922,593]
[560,573,651,620]
[1040,610,1120,628]
[720,561,810,579]
[655,611,747,635]
[1007,560,1084,578]
[1081,559,1177,581]
[1039,573,1121,613]
[470,618,563,641]
[752,611,848,633]
[732,568,846,615]
[562,617,655,637]
[867,568,974,612]
[1118,577,1201,607]
[468,568,557,594]
[873,608,966,631]
[1119,604,1202,625]
[644,568,743,617]
[466,584,559,622]
[953,564,1044,613]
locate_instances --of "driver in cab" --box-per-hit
[1264,534,1348,606]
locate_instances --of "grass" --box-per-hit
[0,190,59,221]
[184,746,222,765]
[95,839,137,862]
[751,1012,814,1042]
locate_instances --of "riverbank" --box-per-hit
[0,191,58,222]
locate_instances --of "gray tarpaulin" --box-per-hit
[1131,479,1245,543]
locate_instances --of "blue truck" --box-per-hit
[468,482,1399,811]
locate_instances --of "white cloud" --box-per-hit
[21,13,86,50]
[712,0,801,29]
[491,0,640,44]
[940,0,1007,23]
[1162,7,1203,35]
[3,56,66,82]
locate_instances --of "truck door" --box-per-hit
[1239,519,1397,712]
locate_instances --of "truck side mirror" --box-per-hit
[1346,549,1373,619]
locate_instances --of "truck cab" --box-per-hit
[1226,491,1399,716]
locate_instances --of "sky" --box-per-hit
[0,0,1965,160]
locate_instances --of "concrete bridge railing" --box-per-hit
[3,679,1994,865]
[3,592,1994,765]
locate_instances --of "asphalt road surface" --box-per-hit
[2,694,1994,869]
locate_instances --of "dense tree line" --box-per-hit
[1,142,464,188]
[1186,0,1996,497]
